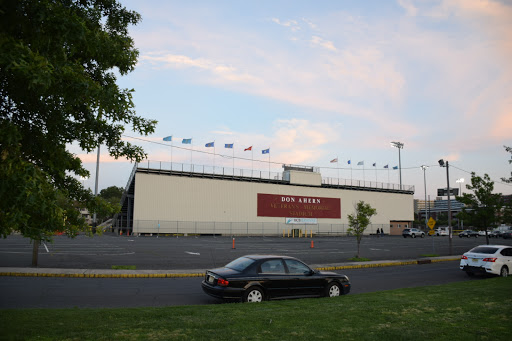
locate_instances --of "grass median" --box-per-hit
[1,277,511,340]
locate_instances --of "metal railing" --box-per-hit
[130,220,394,237]
[137,160,414,192]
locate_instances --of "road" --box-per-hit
[2,234,509,269]
[0,260,481,309]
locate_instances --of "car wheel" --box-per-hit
[459,235,462,238]
[243,287,264,303]
[500,266,509,278]
[421,234,425,238]
[467,235,470,238]
[411,234,416,238]
[326,282,341,297]
[403,235,407,238]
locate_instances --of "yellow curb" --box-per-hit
[1,259,459,278]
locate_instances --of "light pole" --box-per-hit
[439,159,452,255]
[456,178,464,195]
[456,178,464,228]
[391,141,404,190]
[420,165,429,231]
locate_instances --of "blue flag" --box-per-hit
[225,143,234,149]
[347,160,351,164]
[163,136,172,141]
[262,148,270,154]
[373,163,376,167]
[205,142,214,147]
[393,166,398,170]
[357,161,364,166]
[182,138,192,144]
[384,165,389,169]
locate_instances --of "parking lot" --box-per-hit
[2,233,511,270]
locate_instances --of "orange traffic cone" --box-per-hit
[310,240,314,248]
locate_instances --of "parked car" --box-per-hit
[502,230,512,239]
[460,245,512,277]
[478,230,491,236]
[402,228,425,238]
[489,230,502,238]
[458,230,479,238]
[435,227,449,236]
[201,255,351,302]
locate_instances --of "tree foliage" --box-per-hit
[502,145,512,183]
[97,185,124,222]
[0,0,157,241]
[456,173,503,241]
[347,201,377,258]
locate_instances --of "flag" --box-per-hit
[182,138,192,144]
[373,163,376,167]
[357,161,364,166]
[225,143,233,149]
[205,142,214,147]
[330,158,338,163]
[347,160,351,164]
[262,148,270,154]
[384,165,389,169]
[393,166,398,170]
[244,146,252,151]
[163,136,172,141]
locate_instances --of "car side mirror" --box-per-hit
[305,269,315,276]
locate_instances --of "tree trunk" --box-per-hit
[31,239,39,267]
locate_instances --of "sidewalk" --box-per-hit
[0,256,461,278]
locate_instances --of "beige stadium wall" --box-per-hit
[132,172,413,235]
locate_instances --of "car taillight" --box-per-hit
[217,278,229,286]
[461,255,468,260]
[483,257,497,262]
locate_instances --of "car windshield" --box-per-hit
[469,246,499,254]
[224,257,256,271]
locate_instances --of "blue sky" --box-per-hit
[75,0,512,199]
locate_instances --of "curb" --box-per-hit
[0,257,461,278]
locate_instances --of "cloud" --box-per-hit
[397,0,418,17]
[311,36,337,51]
[271,18,301,32]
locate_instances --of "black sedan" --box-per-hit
[201,255,351,302]
[459,230,479,238]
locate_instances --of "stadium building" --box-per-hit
[114,161,415,236]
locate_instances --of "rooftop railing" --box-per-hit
[136,160,414,192]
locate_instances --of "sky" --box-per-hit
[74,0,512,200]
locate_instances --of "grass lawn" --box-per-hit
[1,277,511,340]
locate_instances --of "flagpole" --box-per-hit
[213,140,216,174]
[268,148,270,179]
[350,158,352,183]
[232,145,235,175]
[337,156,339,185]
[375,164,378,183]
[363,163,365,182]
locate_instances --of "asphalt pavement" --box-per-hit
[2,233,507,278]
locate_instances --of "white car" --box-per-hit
[460,245,512,277]
[478,230,491,236]
[435,227,449,236]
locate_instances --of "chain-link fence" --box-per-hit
[130,220,393,237]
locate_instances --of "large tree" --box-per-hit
[347,201,377,259]
[0,0,156,241]
[502,145,512,183]
[456,173,503,244]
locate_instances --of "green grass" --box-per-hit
[420,254,440,257]
[111,265,137,270]
[1,278,511,340]
[348,256,371,261]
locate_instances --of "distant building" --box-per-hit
[114,161,416,236]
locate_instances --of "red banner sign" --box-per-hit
[257,193,341,218]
